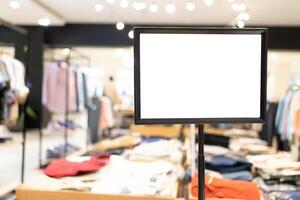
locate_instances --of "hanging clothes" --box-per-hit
[0,55,29,101]
[74,68,85,112]
[98,96,114,132]
[42,62,77,113]
[260,102,278,146]
[82,72,89,109]
[0,55,29,125]
[0,59,10,83]
[276,88,300,141]
[88,96,101,144]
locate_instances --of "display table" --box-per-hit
[16,174,178,200]
[15,127,184,200]
[16,187,176,200]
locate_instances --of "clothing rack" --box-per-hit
[39,48,90,167]
[275,83,300,155]
[0,18,29,184]
[63,48,91,154]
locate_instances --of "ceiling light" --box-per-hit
[186,2,196,11]
[128,30,134,39]
[38,18,50,26]
[116,22,125,30]
[237,12,250,21]
[237,20,245,28]
[149,3,159,13]
[94,3,103,12]
[227,0,234,2]
[204,0,213,6]
[132,1,147,11]
[120,0,129,8]
[232,3,246,11]
[9,0,21,10]
[165,3,176,14]
[106,0,115,4]
[63,48,70,55]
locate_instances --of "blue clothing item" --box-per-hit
[184,169,192,181]
[276,90,297,141]
[283,91,295,140]
[205,155,252,173]
[46,143,80,159]
[75,69,85,112]
[276,96,285,133]
[58,120,81,129]
[141,137,165,144]
[279,91,291,138]
[222,171,253,181]
[269,191,300,200]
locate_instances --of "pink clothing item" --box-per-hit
[290,90,300,138]
[98,96,114,132]
[42,63,77,113]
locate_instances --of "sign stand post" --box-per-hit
[198,124,205,200]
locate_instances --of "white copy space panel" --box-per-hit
[139,33,262,119]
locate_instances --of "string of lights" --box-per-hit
[7,0,251,38]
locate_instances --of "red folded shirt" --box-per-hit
[44,154,110,178]
[191,174,260,200]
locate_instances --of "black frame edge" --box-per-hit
[134,27,268,125]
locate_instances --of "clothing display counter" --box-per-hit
[16,177,178,200]
[185,126,300,200]
[16,126,186,200]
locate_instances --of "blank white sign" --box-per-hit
[139,33,262,119]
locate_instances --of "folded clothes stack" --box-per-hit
[255,177,300,193]
[93,135,142,151]
[230,137,272,154]
[191,174,261,200]
[91,155,182,197]
[46,143,80,160]
[247,153,300,178]
[199,144,254,182]
[123,138,183,163]
[189,127,300,200]
[41,134,184,198]
[269,191,300,200]
[205,155,253,181]
[224,128,259,138]
[246,152,300,198]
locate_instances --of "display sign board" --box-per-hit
[134,28,267,124]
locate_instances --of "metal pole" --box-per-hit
[21,34,30,184]
[198,124,205,200]
[38,121,43,168]
[21,100,27,183]
[64,53,70,156]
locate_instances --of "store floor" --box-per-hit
[0,127,87,198]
